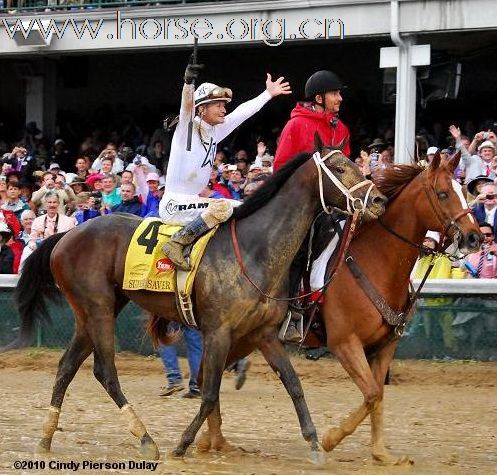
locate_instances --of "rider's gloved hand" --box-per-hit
[184,54,204,85]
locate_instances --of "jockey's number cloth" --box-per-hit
[123,218,216,293]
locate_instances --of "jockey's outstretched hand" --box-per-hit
[266,74,292,97]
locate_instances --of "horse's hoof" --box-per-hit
[35,438,51,454]
[171,447,186,458]
[373,452,414,466]
[212,439,240,453]
[196,431,211,453]
[139,437,160,460]
[309,450,326,465]
[322,428,341,452]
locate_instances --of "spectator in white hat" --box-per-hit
[159,55,291,270]
[460,135,497,182]
[426,146,439,163]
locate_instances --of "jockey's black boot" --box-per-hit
[162,216,210,271]
[280,244,307,343]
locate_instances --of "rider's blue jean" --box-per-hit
[158,323,203,391]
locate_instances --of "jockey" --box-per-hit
[274,70,350,171]
[159,58,291,270]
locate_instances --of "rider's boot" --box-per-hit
[285,311,304,343]
[162,216,210,271]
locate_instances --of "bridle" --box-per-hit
[229,148,374,304]
[379,170,473,257]
[312,150,375,216]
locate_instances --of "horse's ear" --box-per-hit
[446,150,461,173]
[429,151,441,171]
[336,137,346,151]
[314,132,324,154]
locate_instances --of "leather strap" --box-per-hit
[230,211,361,304]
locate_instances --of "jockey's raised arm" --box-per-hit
[159,58,291,271]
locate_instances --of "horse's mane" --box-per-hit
[232,151,312,220]
[373,164,424,199]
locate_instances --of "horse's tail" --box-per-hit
[2,232,68,351]
[146,314,181,348]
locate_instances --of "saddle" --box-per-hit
[122,218,217,327]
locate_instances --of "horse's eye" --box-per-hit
[335,166,345,174]
[438,191,449,200]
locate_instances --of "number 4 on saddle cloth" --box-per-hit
[123,218,218,327]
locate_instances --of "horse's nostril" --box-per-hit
[467,232,482,249]
[373,196,387,207]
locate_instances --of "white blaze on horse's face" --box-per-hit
[451,179,475,224]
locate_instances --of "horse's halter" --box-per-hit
[380,170,473,257]
[421,172,474,253]
[312,150,375,215]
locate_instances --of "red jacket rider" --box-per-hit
[274,70,350,171]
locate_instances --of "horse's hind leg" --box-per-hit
[37,328,93,454]
[197,345,253,454]
[258,332,325,464]
[369,342,413,465]
[89,304,159,460]
[173,327,231,457]
[322,339,380,452]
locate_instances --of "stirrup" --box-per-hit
[278,310,304,342]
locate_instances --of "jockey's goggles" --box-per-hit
[195,87,233,107]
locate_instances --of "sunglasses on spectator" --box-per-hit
[485,194,496,199]
[483,233,494,237]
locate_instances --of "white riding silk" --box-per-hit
[160,83,271,226]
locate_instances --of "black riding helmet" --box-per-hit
[305,70,345,100]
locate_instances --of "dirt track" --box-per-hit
[1,349,496,475]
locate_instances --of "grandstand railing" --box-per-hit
[1,276,496,360]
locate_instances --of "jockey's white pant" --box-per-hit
[310,220,346,291]
[159,192,241,228]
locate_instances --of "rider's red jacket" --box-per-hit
[274,103,351,171]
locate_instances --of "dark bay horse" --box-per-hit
[316,152,481,463]
[10,143,386,462]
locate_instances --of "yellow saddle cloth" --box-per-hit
[123,218,217,293]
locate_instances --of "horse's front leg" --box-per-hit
[257,331,325,464]
[172,326,231,457]
[321,339,380,452]
[369,341,413,466]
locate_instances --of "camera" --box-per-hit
[90,191,102,208]
[370,152,380,169]
[133,155,143,166]
[483,132,490,140]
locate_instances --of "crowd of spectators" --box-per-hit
[2,117,497,281]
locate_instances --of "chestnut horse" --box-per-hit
[316,152,481,463]
[9,143,386,462]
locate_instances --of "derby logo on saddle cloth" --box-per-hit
[123,218,216,293]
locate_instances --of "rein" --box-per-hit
[230,210,361,303]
